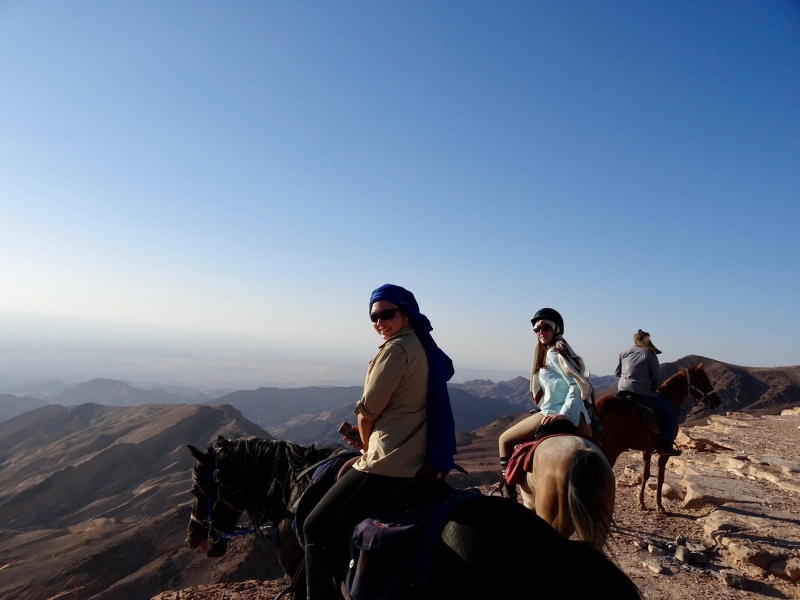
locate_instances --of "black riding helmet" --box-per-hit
[531,308,564,335]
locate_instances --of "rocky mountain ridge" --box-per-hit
[0,403,272,600]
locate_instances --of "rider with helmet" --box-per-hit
[616,329,681,456]
[497,308,593,500]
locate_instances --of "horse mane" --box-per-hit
[656,368,687,404]
[213,437,337,532]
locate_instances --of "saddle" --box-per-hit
[292,453,478,600]
[616,390,660,433]
[504,420,591,486]
[344,485,479,600]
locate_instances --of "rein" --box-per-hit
[195,447,275,543]
[683,368,719,405]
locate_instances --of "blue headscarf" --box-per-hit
[369,284,463,473]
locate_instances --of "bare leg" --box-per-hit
[498,413,544,458]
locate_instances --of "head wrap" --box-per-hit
[369,284,461,473]
[533,319,558,333]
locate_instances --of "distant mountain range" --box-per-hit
[210,385,522,442]
[0,392,49,423]
[2,356,799,432]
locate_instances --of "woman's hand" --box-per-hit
[541,414,567,427]
[344,427,364,451]
[357,415,375,454]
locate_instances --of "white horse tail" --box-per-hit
[567,446,615,551]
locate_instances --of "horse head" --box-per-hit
[685,362,721,409]
[186,441,246,558]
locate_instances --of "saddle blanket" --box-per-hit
[505,433,584,486]
[345,487,480,600]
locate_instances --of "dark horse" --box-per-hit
[596,363,721,515]
[186,437,641,600]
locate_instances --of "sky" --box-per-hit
[1,2,798,389]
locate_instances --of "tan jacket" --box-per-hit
[353,327,429,477]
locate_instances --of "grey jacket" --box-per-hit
[615,345,662,397]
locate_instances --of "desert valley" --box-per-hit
[1,355,798,600]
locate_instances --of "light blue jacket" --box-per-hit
[537,348,590,427]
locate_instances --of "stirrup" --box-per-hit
[657,442,682,457]
[490,478,506,497]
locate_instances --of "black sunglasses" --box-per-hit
[370,308,402,323]
[533,324,552,333]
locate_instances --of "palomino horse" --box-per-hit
[186,437,641,600]
[596,363,721,514]
[518,435,615,550]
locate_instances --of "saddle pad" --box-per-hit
[344,487,480,600]
[505,433,579,486]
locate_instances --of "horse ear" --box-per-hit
[188,445,206,463]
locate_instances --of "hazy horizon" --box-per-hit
[1,310,795,395]
[0,311,533,391]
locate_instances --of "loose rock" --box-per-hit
[643,560,669,575]
[719,569,748,589]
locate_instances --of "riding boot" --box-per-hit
[656,441,681,457]
[305,543,332,600]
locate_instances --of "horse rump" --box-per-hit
[428,495,640,600]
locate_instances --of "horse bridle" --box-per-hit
[683,368,720,405]
[190,447,274,543]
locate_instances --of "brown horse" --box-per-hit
[596,363,721,514]
[517,435,615,550]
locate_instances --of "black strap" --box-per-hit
[274,558,305,600]
[295,449,354,482]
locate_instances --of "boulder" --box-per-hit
[700,503,800,575]
[681,469,764,508]
[719,569,748,589]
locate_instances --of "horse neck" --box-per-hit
[219,439,336,515]
[656,370,689,407]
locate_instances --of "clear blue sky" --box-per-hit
[1,2,798,387]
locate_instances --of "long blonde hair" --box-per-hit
[532,340,552,374]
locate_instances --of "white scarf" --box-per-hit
[530,335,593,405]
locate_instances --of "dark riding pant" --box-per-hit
[637,393,679,444]
[303,467,410,551]
[303,468,410,600]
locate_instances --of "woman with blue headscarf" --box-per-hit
[302,284,459,600]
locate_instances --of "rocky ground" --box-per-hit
[153,408,800,600]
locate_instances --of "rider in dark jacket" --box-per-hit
[616,330,681,456]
